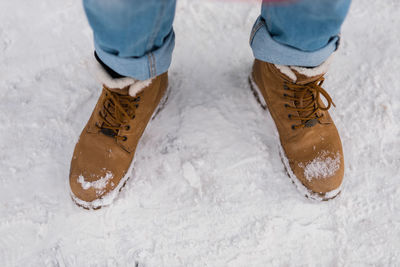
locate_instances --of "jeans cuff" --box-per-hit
[250,17,339,67]
[94,30,175,81]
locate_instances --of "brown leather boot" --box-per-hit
[69,68,169,209]
[250,59,344,200]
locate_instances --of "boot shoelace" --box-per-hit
[96,87,142,141]
[283,77,335,130]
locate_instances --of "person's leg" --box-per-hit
[83,0,177,80]
[250,0,351,67]
[249,0,351,200]
[70,0,176,209]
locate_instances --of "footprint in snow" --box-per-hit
[182,161,203,197]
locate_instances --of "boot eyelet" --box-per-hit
[288,114,292,119]
[125,125,130,131]
[284,104,289,108]
[291,125,296,130]
[122,136,128,141]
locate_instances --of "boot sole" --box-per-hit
[71,85,172,210]
[248,75,341,201]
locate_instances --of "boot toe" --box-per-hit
[69,168,115,203]
[69,133,129,205]
[291,150,344,196]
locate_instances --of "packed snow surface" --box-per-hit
[1,0,400,266]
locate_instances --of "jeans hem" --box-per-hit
[250,17,339,67]
[94,30,175,81]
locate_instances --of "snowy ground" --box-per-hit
[1,0,400,266]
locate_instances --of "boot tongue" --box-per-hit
[292,69,324,85]
[290,69,325,126]
[108,86,130,96]
[101,86,132,128]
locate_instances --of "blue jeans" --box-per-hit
[83,0,351,80]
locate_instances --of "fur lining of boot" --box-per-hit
[94,59,153,97]
[274,53,334,82]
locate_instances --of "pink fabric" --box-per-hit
[217,0,291,2]
[215,0,292,3]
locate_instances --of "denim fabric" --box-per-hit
[250,0,351,67]
[83,0,176,80]
[83,0,351,80]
